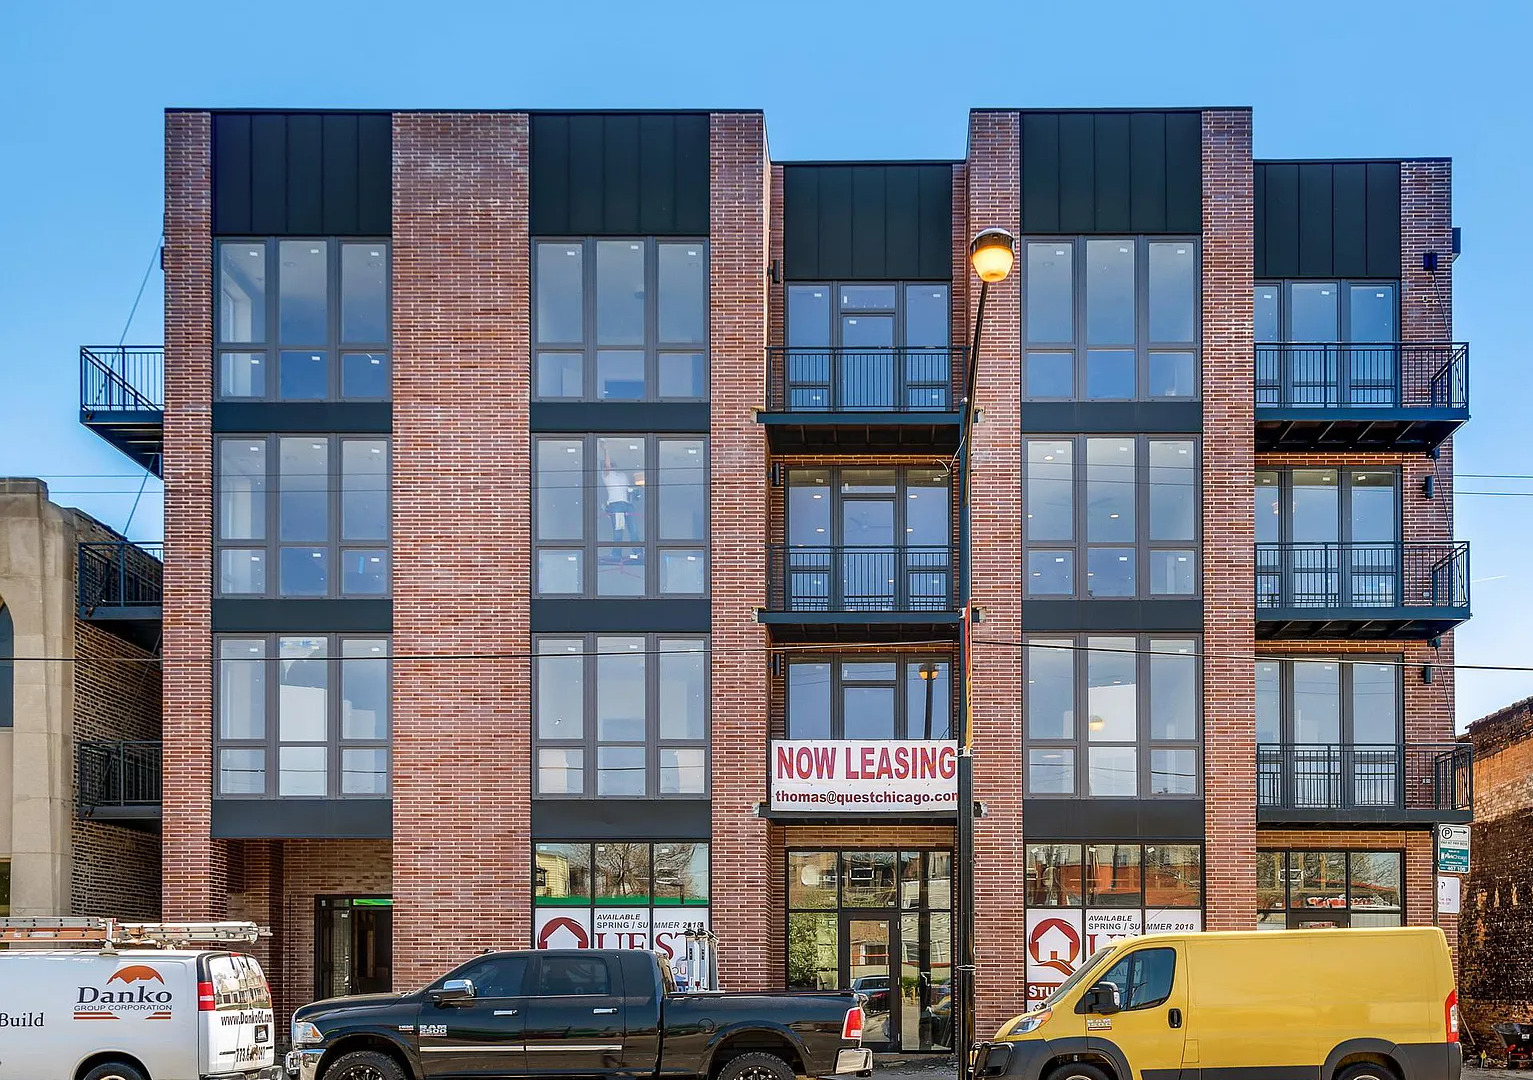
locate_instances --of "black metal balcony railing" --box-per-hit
[766,545,956,613]
[78,541,164,615]
[1254,342,1468,410]
[1255,541,1469,610]
[1257,742,1472,814]
[766,347,967,413]
[80,346,164,414]
[77,740,163,810]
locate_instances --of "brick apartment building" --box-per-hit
[75,106,1473,1041]
[1459,698,1533,1051]
[0,478,162,922]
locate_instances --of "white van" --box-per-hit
[0,920,278,1080]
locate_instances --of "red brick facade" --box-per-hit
[390,112,533,987]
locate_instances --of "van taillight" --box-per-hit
[843,1006,865,1042]
[1446,990,1460,1043]
[198,981,216,1011]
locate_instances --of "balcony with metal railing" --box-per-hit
[759,544,960,638]
[1255,540,1470,639]
[1257,742,1472,825]
[78,541,163,648]
[80,346,164,475]
[759,347,968,451]
[1254,342,1468,452]
[77,740,162,826]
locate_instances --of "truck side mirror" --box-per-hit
[431,978,476,1005]
[1084,983,1121,1015]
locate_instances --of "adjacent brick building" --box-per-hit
[76,105,1474,1040]
[0,478,162,922]
[1460,698,1533,1052]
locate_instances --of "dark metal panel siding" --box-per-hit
[529,113,709,236]
[1297,163,1334,278]
[1019,111,1202,234]
[1163,112,1203,233]
[1093,113,1132,233]
[1129,112,1168,234]
[1253,160,1402,279]
[1261,163,1301,278]
[782,164,954,280]
[213,113,252,234]
[1331,163,1368,275]
[212,112,390,237]
[1366,162,1402,277]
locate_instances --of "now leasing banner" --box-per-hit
[769,739,958,813]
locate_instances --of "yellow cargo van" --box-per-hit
[976,927,1459,1080]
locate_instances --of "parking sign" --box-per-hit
[1437,824,1470,874]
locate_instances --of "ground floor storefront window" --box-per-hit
[534,842,710,982]
[786,849,953,1052]
[1257,849,1403,928]
[315,895,393,998]
[1023,842,1203,1004]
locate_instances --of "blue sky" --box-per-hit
[1,1,1527,725]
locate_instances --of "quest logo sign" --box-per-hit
[75,965,174,1021]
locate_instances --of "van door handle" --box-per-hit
[593,1007,619,1015]
[1168,1008,1183,1029]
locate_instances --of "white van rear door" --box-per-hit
[200,952,276,1075]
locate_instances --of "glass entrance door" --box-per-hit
[316,896,394,997]
[846,918,895,1048]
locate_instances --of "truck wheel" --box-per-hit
[717,1052,797,1080]
[83,1064,148,1080]
[324,1050,408,1080]
[1336,1064,1396,1080]
[1045,1063,1114,1080]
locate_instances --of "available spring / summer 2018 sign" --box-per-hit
[769,740,958,812]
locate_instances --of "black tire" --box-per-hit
[324,1049,409,1080]
[83,1064,148,1080]
[717,1051,797,1080]
[1335,1063,1397,1080]
[1045,1063,1115,1080]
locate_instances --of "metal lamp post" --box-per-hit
[956,226,1016,1080]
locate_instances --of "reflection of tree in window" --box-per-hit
[595,843,651,901]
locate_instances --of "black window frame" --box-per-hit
[1254,279,1401,344]
[0,600,12,728]
[784,654,955,741]
[215,433,392,599]
[1021,236,1202,403]
[215,237,392,403]
[1255,655,1404,747]
[1023,634,1202,799]
[533,237,711,403]
[213,632,391,800]
[533,633,710,799]
[1023,434,1201,600]
[1257,848,1406,929]
[1255,467,1402,545]
[1023,842,1205,913]
[533,433,710,600]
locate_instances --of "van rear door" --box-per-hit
[200,952,276,1076]
[1084,943,1186,1080]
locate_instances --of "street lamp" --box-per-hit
[956,226,1016,1080]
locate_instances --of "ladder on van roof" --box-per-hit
[0,917,267,948]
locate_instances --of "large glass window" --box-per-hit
[1257,850,1403,929]
[1256,656,1403,810]
[534,634,708,797]
[535,239,708,401]
[783,466,952,612]
[215,435,390,598]
[1025,436,1198,599]
[533,435,706,598]
[1025,636,1200,797]
[783,283,953,410]
[1024,238,1199,402]
[786,655,953,740]
[217,239,390,401]
[1255,469,1400,609]
[215,634,389,798]
[1255,281,1400,407]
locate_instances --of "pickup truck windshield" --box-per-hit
[1041,948,1113,1009]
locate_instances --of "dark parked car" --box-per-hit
[286,949,872,1080]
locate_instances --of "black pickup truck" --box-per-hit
[286,949,872,1080]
